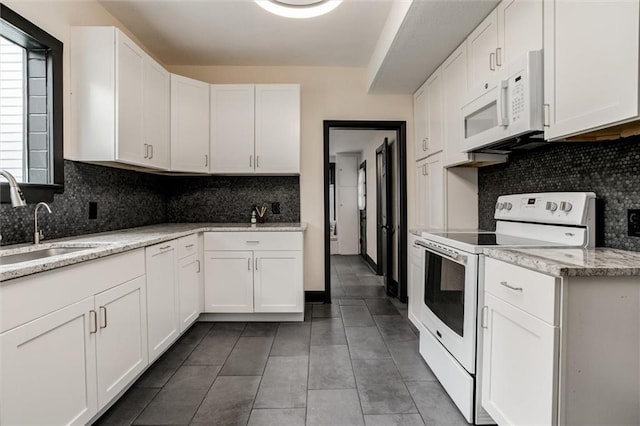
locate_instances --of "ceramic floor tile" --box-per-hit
[95,387,159,426]
[341,305,375,327]
[219,336,273,375]
[247,408,306,426]
[312,303,341,318]
[133,365,219,425]
[373,315,418,343]
[345,326,391,360]
[270,323,311,356]
[352,358,403,386]
[184,333,239,366]
[306,389,365,426]
[365,298,400,315]
[363,414,426,426]
[344,285,386,298]
[191,375,261,426]
[242,322,278,337]
[310,317,347,346]
[254,356,308,408]
[407,381,469,426]
[388,340,436,382]
[336,298,366,306]
[308,345,356,390]
[357,380,418,415]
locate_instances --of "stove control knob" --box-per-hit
[495,202,504,211]
[504,202,513,211]
[560,201,573,212]
[546,201,558,212]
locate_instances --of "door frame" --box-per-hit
[323,120,408,304]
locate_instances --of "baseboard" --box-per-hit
[365,254,377,272]
[305,291,326,303]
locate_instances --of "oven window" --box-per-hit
[465,101,498,138]
[423,250,466,337]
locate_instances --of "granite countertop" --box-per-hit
[0,222,308,281]
[485,247,640,277]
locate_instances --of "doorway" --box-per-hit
[323,121,408,304]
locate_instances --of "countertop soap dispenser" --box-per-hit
[251,210,257,225]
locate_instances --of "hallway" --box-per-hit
[97,255,467,426]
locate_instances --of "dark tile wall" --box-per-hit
[1,160,301,246]
[0,160,167,246]
[164,175,300,223]
[478,136,640,251]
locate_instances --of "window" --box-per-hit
[0,4,63,203]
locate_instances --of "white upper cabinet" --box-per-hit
[496,0,543,68]
[255,84,301,174]
[70,27,170,170]
[442,44,469,167]
[210,84,256,173]
[210,84,300,174]
[467,9,499,100]
[425,69,444,156]
[171,74,210,173]
[413,82,428,161]
[543,0,640,140]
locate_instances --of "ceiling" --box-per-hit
[99,0,498,94]
[329,129,395,155]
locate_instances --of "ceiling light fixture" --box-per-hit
[255,0,343,19]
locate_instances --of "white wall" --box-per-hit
[3,2,416,292]
[168,65,414,291]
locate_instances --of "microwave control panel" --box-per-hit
[511,75,525,123]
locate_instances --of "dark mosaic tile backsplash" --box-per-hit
[1,160,300,246]
[478,136,640,251]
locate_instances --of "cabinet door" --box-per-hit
[254,251,303,313]
[425,68,444,155]
[210,84,255,173]
[204,251,254,313]
[467,9,498,99]
[426,153,444,230]
[115,31,145,165]
[497,0,542,68]
[255,84,300,174]
[481,293,558,426]
[178,253,201,331]
[413,82,429,161]
[442,43,470,167]
[543,0,639,140]
[171,74,210,173]
[415,159,428,230]
[145,241,179,361]
[143,57,171,170]
[0,297,97,425]
[95,276,148,409]
[407,238,424,325]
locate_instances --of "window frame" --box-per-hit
[0,4,63,203]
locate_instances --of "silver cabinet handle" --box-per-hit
[489,52,496,71]
[159,244,172,250]
[196,260,201,273]
[144,144,149,159]
[205,154,208,167]
[149,144,154,159]
[99,306,107,329]
[422,165,427,176]
[185,244,194,249]
[90,310,97,334]
[247,258,251,270]
[249,155,253,168]
[500,281,523,292]
[481,306,489,329]
[255,258,259,270]
[543,104,550,127]
[256,155,260,168]
[246,240,260,244]
[495,47,502,66]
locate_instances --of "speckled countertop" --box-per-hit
[485,247,640,277]
[0,223,307,281]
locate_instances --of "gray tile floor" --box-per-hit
[96,255,468,426]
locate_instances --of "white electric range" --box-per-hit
[414,192,597,424]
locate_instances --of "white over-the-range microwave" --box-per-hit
[460,50,544,153]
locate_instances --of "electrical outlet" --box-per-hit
[89,202,98,220]
[272,202,281,214]
[628,209,640,236]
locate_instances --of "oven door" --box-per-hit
[417,240,478,374]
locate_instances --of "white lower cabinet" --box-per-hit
[178,253,201,331]
[145,240,180,361]
[95,276,148,408]
[407,234,424,328]
[204,250,255,313]
[203,232,304,316]
[0,297,98,425]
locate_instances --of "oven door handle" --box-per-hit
[415,240,467,265]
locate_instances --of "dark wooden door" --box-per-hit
[376,138,394,296]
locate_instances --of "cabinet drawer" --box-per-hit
[204,232,303,251]
[484,257,559,325]
[178,234,198,259]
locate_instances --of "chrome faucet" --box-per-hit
[34,202,52,244]
[0,169,27,243]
